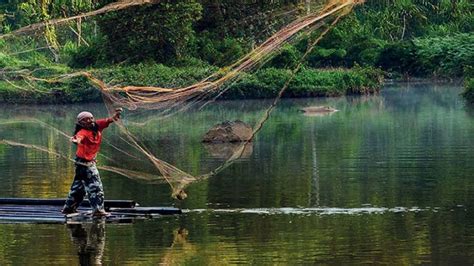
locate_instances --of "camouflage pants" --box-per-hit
[64,159,105,212]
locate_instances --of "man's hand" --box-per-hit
[112,107,123,121]
[70,136,81,144]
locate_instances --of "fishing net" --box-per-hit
[0,0,363,199]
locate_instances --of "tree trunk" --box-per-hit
[401,14,406,40]
[77,17,82,47]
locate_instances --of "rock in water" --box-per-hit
[203,120,253,143]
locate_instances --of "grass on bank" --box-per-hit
[0,62,384,103]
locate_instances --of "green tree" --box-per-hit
[97,1,202,64]
[14,0,104,61]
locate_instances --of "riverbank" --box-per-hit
[463,67,474,104]
[464,80,474,103]
[0,63,384,104]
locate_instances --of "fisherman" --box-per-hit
[61,108,123,217]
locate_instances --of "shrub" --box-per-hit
[0,52,21,68]
[224,68,291,99]
[463,66,474,104]
[67,36,108,68]
[463,78,474,104]
[345,37,385,66]
[289,66,383,96]
[306,47,347,68]
[268,44,303,69]
[377,41,424,76]
[96,63,217,88]
[193,34,247,67]
[413,33,474,77]
[226,67,383,99]
[169,56,210,68]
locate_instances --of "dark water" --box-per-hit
[0,82,473,264]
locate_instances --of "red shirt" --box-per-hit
[75,118,113,161]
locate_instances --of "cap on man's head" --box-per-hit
[77,111,93,122]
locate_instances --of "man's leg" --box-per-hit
[83,164,106,215]
[63,166,87,214]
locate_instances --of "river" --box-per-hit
[0,82,473,264]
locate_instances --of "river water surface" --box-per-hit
[0,82,473,264]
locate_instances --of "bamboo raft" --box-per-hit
[0,198,181,224]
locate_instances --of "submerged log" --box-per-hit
[300,106,338,117]
[202,120,253,143]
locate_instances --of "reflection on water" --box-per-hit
[203,142,253,159]
[0,82,473,264]
[67,221,106,265]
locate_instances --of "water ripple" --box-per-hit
[183,206,447,215]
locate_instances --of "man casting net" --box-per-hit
[0,0,364,199]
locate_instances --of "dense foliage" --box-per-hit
[306,0,473,78]
[225,66,383,99]
[0,62,383,103]
[1,0,473,103]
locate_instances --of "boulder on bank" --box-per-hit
[202,120,253,143]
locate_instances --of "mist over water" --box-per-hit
[0,82,473,264]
